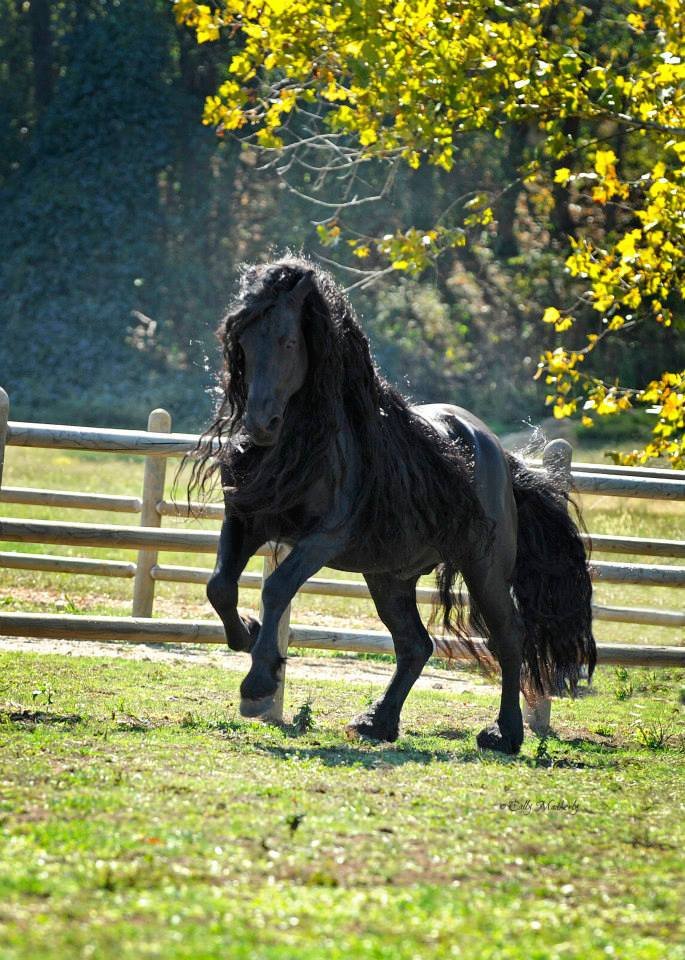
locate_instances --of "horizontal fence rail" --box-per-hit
[0,517,222,553]
[5,421,200,456]
[0,551,136,578]
[530,460,684,480]
[158,500,225,520]
[1,517,684,587]
[591,603,685,627]
[585,534,685,559]
[1,613,684,667]
[591,562,685,587]
[5,419,685,499]
[4,487,685,559]
[0,486,142,513]
[150,564,685,627]
[571,472,685,500]
[159,500,685,557]
[0,545,682,626]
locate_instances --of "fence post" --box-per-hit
[260,544,292,723]
[523,437,574,736]
[132,408,172,617]
[0,387,8,491]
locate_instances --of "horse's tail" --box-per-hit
[507,452,596,701]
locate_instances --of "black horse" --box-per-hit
[190,257,595,754]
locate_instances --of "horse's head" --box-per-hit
[238,270,314,447]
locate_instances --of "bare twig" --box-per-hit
[343,265,397,292]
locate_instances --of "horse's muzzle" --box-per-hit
[243,414,282,447]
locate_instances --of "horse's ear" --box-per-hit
[288,270,316,309]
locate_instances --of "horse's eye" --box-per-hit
[284,340,296,351]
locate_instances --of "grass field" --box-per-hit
[0,445,684,958]
[1,652,684,960]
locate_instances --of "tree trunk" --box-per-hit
[550,118,579,242]
[494,122,528,258]
[29,0,53,109]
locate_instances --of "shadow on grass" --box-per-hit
[521,730,622,770]
[158,713,596,767]
[255,741,472,768]
[431,727,472,742]
[553,734,619,752]
[260,720,627,769]
[1,709,83,727]
[165,713,527,766]
[19,705,619,769]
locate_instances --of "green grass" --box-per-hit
[1,652,684,960]
[1,446,684,957]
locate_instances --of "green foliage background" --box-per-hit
[2,0,682,435]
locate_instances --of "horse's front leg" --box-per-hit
[206,514,265,653]
[239,532,342,717]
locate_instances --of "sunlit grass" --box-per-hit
[0,447,684,958]
[0,652,683,960]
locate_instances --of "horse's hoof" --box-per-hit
[229,616,261,653]
[240,665,279,704]
[477,722,522,755]
[227,617,261,654]
[240,695,275,719]
[345,714,399,743]
[243,616,261,650]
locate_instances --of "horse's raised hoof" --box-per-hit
[345,712,399,744]
[241,616,261,652]
[476,722,523,756]
[240,695,275,719]
[226,617,261,654]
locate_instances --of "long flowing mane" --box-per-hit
[188,256,489,587]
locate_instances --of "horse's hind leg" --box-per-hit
[346,573,432,743]
[462,560,524,755]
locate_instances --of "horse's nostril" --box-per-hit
[267,416,282,433]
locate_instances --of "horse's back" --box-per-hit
[414,403,517,553]
[329,402,517,578]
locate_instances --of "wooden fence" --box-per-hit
[1,385,683,731]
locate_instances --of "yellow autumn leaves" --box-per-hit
[174,0,685,465]
[541,136,684,462]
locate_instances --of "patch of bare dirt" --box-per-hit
[0,635,496,694]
